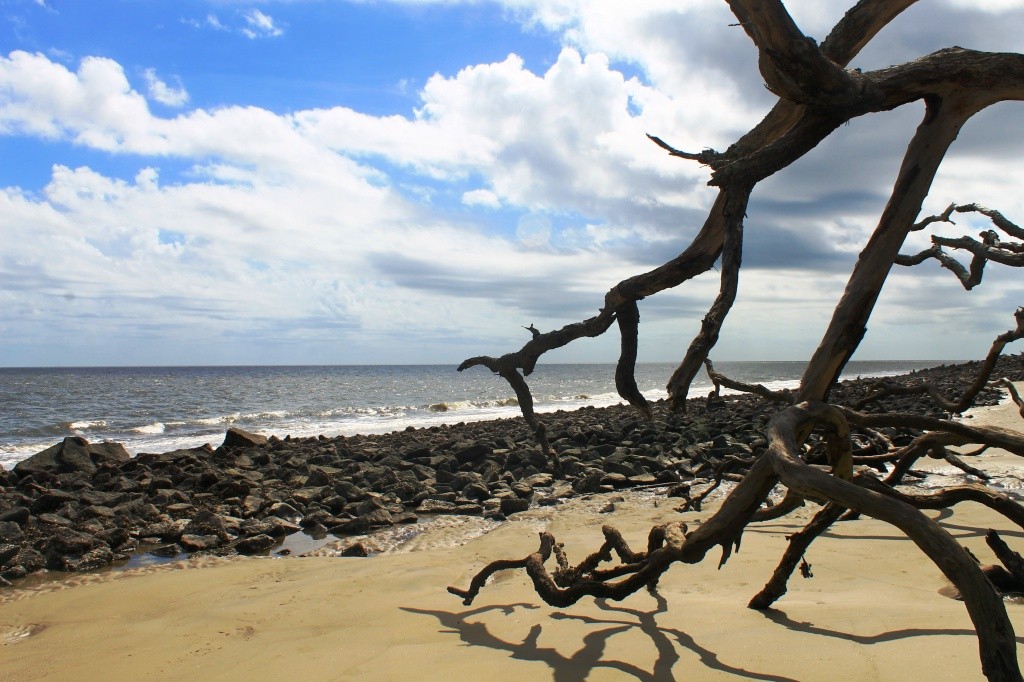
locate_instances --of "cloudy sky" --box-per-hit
[1,0,1022,367]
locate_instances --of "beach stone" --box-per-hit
[37,512,74,527]
[29,489,77,514]
[0,521,24,543]
[223,428,269,449]
[42,528,95,568]
[233,534,276,555]
[499,498,530,515]
[341,542,369,557]
[87,441,131,466]
[363,508,394,527]
[184,509,231,540]
[416,499,458,514]
[139,519,188,542]
[149,544,181,558]
[3,547,45,575]
[15,437,97,477]
[455,442,493,464]
[600,473,631,489]
[61,545,115,572]
[0,506,30,524]
[329,516,370,536]
[267,502,301,520]
[572,470,605,494]
[179,534,222,552]
[0,543,19,566]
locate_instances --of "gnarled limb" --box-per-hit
[703,358,794,404]
[749,502,846,609]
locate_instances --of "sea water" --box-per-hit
[0,361,945,469]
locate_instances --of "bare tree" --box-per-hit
[452,2,1024,680]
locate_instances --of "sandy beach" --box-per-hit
[2,394,1024,681]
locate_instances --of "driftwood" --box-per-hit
[452,2,1024,679]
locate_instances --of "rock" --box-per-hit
[499,498,530,515]
[233,534,276,555]
[267,502,302,520]
[42,528,95,568]
[416,499,458,514]
[0,521,24,543]
[0,506,30,524]
[0,543,20,566]
[61,545,114,572]
[572,470,605,494]
[341,542,369,557]
[600,473,631,489]
[15,437,97,477]
[30,489,77,514]
[329,517,370,536]
[149,544,181,558]
[183,509,231,540]
[223,428,269,449]
[178,534,222,552]
[87,441,131,466]
[455,442,493,464]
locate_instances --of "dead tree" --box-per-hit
[454,2,1024,680]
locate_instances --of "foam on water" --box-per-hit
[0,361,946,465]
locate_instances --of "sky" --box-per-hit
[0,0,1022,367]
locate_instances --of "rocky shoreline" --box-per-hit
[1,356,1022,586]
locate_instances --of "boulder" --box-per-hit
[15,437,97,477]
[500,498,530,515]
[233,534,276,555]
[223,428,269,449]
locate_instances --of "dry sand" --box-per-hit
[3,391,1024,681]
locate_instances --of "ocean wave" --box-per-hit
[132,422,166,435]
[67,419,108,431]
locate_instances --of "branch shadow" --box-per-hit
[760,607,1024,645]
[402,594,798,682]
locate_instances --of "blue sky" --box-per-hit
[1,0,1023,368]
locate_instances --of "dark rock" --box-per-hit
[600,473,631,489]
[0,506,30,524]
[184,509,231,540]
[179,534,222,552]
[499,498,530,515]
[416,499,458,514]
[61,545,114,572]
[455,442,493,464]
[0,520,25,543]
[87,441,131,466]
[42,528,95,568]
[0,543,20,566]
[15,436,97,477]
[341,542,369,557]
[572,470,605,494]
[29,489,77,514]
[233,534,276,555]
[223,427,269,449]
[329,517,370,536]
[149,544,181,558]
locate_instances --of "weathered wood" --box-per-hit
[450,3,1024,679]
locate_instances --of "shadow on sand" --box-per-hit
[403,594,798,682]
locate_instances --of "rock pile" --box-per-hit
[0,355,1021,585]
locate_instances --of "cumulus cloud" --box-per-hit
[142,68,189,107]
[1,0,1023,365]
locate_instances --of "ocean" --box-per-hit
[0,361,946,469]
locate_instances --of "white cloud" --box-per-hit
[462,189,501,208]
[241,9,283,39]
[142,68,189,107]
[1,0,1023,365]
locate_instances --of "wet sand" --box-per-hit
[2,391,1024,680]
